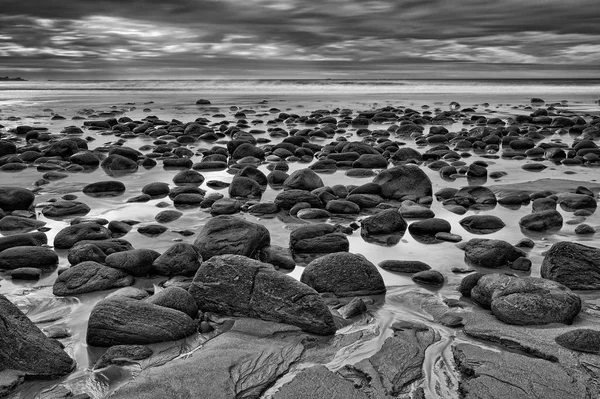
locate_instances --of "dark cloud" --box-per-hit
[1,0,599,78]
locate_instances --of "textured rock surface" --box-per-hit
[274,365,368,399]
[0,246,58,270]
[372,164,432,200]
[53,222,112,249]
[93,345,153,370]
[86,296,197,346]
[152,243,203,276]
[0,186,35,212]
[300,252,386,297]
[189,255,336,335]
[105,249,155,277]
[541,241,600,289]
[53,261,135,296]
[457,238,526,268]
[289,223,349,260]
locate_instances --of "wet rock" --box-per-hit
[189,254,336,335]
[283,168,324,191]
[152,243,203,276]
[193,215,270,260]
[352,154,388,169]
[228,176,262,199]
[408,218,451,240]
[454,185,497,207]
[541,241,600,289]
[210,198,242,215]
[258,245,295,270]
[0,294,75,388]
[0,186,35,212]
[300,252,386,297]
[274,189,322,209]
[0,232,47,252]
[360,208,407,240]
[10,267,43,280]
[155,210,183,223]
[345,193,383,208]
[340,325,438,397]
[325,199,360,214]
[93,345,153,370]
[86,296,197,346]
[67,243,107,264]
[379,260,431,273]
[399,201,435,218]
[82,181,126,197]
[435,232,463,242]
[411,270,445,286]
[54,222,111,249]
[453,343,589,399]
[107,286,150,300]
[575,223,595,234]
[471,274,581,325]
[41,200,91,218]
[297,208,331,219]
[142,182,170,197]
[137,224,168,236]
[172,169,204,185]
[0,246,58,270]
[557,192,596,211]
[518,209,563,231]
[457,238,526,268]
[274,365,368,399]
[338,298,368,319]
[555,329,600,353]
[290,223,349,261]
[146,286,198,318]
[372,164,432,200]
[101,154,138,172]
[105,249,155,277]
[53,261,135,296]
[457,272,484,297]
[0,215,46,233]
[510,256,532,271]
[459,215,505,234]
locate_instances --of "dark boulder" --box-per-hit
[53,261,135,296]
[459,215,505,234]
[82,181,126,197]
[411,270,445,286]
[274,189,322,209]
[0,246,58,270]
[41,200,91,218]
[86,297,197,347]
[0,186,35,212]
[555,329,600,353]
[518,209,563,231]
[54,222,111,249]
[372,165,432,201]
[283,168,324,191]
[146,286,198,318]
[188,254,336,335]
[0,216,46,233]
[290,223,349,261]
[93,345,153,370]
[0,232,47,252]
[456,238,526,268]
[105,249,155,277]
[300,252,386,297]
[152,243,203,276]
[379,260,431,273]
[541,241,600,289]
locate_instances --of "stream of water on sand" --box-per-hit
[1,79,600,397]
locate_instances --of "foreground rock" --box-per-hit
[86,296,197,346]
[53,222,112,249]
[0,294,75,394]
[372,164,432,201]
[152,243,203,276]
[541,241,600,289]
[469,274,581,325]
[53,261,135,296]
[0,186,35,212]
[189,255,336,335]
[193,215,270,260]
[300,252,386,297]
[457,238,526,268]
[289,223,349,263]
[0,246,58,270]
[360,209,407,245]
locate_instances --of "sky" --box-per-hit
[0,0,599,80]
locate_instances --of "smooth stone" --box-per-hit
[155,210,183,223]
[82,181,126,197]
[459,215,505,234]
[0,216,46,233]
[555,329,600,353]
[53,261,135,296]
[146,286,198,318]
[41,200,91,218]
[258,245,295,270]
[105,249,156,277]
[378,260,431,273]
[0,246,58,270]
[519,210,563,231]
[289,223,349,259]
[372,164,432,200]
[456,238,526,268]
[54,222,111,249]
[10,267,43,280]
[0,186,35,212]
[152,243,203,276]
[338,298,368,319]
[411,270,445,286]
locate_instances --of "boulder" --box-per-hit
[54,222,111,249]
[101,154,138,172]
[0,215,46,233]
[555,329,600,353]
[193,215,270,260]
[228,176,262,199]
[399,201,435,219]
[0,246,58,270]
[274,189,322,209]
[86,297,197,346]
[82,181,126,197]
[379,260,431,273]
[471,274,581,325]
[325,200,360,214]
[191,255,336,335]
[152,243,203,276]
[411,270,445,286]
[541,241,600,289]
[459,215,505,234]
[53,261,135,296]
[41,200,91,218]
[556,193,597,210]
[289,223,349,261]
[283,169,324,191]
[372,165,432,200]
[155,210,183,223]
[0,232,47,252]
[457,238,526,268]
[0,294,74,384]
[300,252,386,297]
[518,210,563,231]
[93,345,153,370]
[105,249,155,277]
[360,209,407,245]
[146,287,198,318]
[0,186,35,212]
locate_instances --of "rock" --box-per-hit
[556,192,597,210]
[0,186,35,212]
[274,189,322,209]
[471,274,581,325]
[41,200,91,218]
[0,215,46,233]
[53,261,134,296]
[73,238,133,255]
[352,154,388,169]
[142,182,170,197]
[105,249,155,277]
[360,209,407,245]
[54,222,111,249]
[372,164,432,200]
[399,201,435,218]
[518,210,563,231]
[408,218,451,240]
[510,256,532,271]
[86,296,197,346]
[411,270,445,286]
[10,267,43,280]
[193,215,270,260]
[541,241,600,289]
[137,224,168,236]
[155,210,183,223]
[0,294,74,386]
[93,345,153,370]
[107,286,150,300]
[379,260,431,273]
[258,245,295,270]
[454,186,497,207]
[297,208,331,219]
[300,252,386,297]
[453,343,589,399]
[228,176,262,198]
[457,238,526,268]
[325,199,360,214]
[0,232,47,252]
[67,243,106,264]
[274,365,368,399]
[289,223,349,261]
[338,298,368,319]
[0,246,58,270]
[101,154,138,172]
[346,193,384,208]
[457,272,484,297]
[189,255,336,335]
[82,181,126,197]
[152,243,203,276]
[172,169,204,185]
[146,287,198,318]
[210,198,242,215]
[555,329,600,353]
[340,326,438,397]
[435,232,463,242]
[283,168,324,191]
[459,215,505,234]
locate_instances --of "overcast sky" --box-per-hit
[1,0,599,79]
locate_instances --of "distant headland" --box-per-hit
[0,76,26,81]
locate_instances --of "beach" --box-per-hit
[1,79,600,398]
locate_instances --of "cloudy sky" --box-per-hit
[1,0,599,79]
